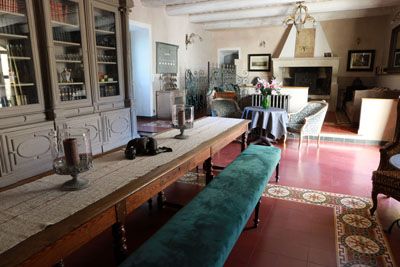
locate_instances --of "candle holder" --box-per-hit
[171,104,194,139]
[51,128,93,191]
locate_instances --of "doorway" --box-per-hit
[129,21,154,117]
[218,48,240,65]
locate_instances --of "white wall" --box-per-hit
[130,0,214,91]
[210,15,392,89]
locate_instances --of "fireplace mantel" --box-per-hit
[272,57,339,111]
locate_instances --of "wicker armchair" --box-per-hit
[370,98,400,216]
[210,98,242,118]
[285,101,329,149]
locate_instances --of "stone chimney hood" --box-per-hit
[272,23,339,111]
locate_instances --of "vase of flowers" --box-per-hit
[255,78,282,109]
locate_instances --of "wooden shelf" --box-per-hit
[0,83,34,87]
[0,9,26,17]
[51,20,80,29]
[58,82,84,86]
[9,56,31,60]
[0,33,28,39]
[54,40,81,47]
[99,81,118,84]
[97,61,117,65]
[56,59,82,63]
[95,29,115,35]
[96,45,116,50]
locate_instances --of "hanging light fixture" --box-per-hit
[283,1,316,32]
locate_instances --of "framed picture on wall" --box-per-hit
[248,54,271,72]
[346,50,375,71]
[394,50,400,67]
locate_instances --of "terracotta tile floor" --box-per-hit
[64,134,400,267]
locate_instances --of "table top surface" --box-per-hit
[389,154,400,169]
[0,117,249,266]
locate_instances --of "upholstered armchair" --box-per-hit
[210,98,242,118]
[285,101,329,149]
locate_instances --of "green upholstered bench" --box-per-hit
[120,144,281,267]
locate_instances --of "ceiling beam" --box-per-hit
[203,7,393,30]
[166,0,313,16]
[190,0,400,23]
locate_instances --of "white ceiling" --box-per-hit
[141,0,400,30]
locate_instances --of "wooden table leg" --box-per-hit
[112,200,128,264]
[157,191,166,210]
[204,157,213,185]
[241,131,248,151]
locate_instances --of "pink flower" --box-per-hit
[256,83,261,89]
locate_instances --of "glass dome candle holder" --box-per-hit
[51,128,93,191]
[171,104,194,139]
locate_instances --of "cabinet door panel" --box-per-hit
[102,108,131,152]
[87,1,124,105]
[3,125,53,179]
[59,115,103,155]
[0,0,45,117]
[43,0,92,108]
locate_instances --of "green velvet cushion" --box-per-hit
[120,144,281,267]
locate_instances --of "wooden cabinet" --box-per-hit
[0,0,135,188]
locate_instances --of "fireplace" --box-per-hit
[283,67,332,96]
[272,57,339,111]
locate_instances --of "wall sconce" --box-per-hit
[356,37,361,46]
[259,41,266,47]
[185,33,203,50]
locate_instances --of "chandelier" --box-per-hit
[283,1,316,32]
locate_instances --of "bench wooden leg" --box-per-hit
[253,197,261,228]
[275,163,280,182]
[204,157,213,185]
[148,198,153,211]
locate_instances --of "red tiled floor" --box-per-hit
[64,139,400,267]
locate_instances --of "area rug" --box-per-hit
[264,185,395,267]
[178,174,396,267]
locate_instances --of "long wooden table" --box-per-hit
[0,117,248,267]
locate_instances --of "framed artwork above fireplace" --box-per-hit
[346,50,375,72]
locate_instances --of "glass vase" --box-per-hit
[172,104,194,139]
[51,128,93,191]
[261,95,271,109]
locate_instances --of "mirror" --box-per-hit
[388,24,400,73]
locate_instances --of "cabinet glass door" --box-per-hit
[50,0,87,103]
[93,8,120,98]
[0,0,38,108]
